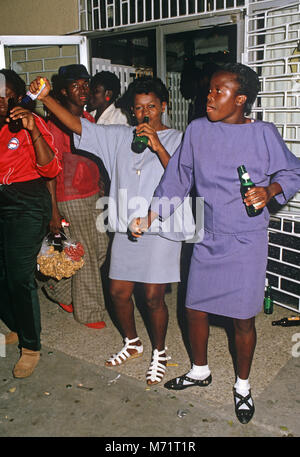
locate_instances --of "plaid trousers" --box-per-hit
[43,193,109,323]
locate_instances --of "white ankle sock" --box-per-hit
[179,364,211,386]
[234,376,253,410]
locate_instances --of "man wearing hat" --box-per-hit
[43,64,109,329]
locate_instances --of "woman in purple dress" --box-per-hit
[130,63,300,424]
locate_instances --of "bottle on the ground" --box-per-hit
[264,283,274,315]
[272,316,300,327]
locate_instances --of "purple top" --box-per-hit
[152,117,300,234]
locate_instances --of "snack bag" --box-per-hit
[37,231,85,280]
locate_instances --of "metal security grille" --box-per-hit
[79,0,246,31]
[92,57,136,92]
[244,1,300,313]
[167,72,189,131]
[267,213,300,313]
[243,1,300,212]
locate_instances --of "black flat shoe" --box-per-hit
[233,388,255,424]
[164,373,212,390]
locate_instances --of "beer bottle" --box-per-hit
[7,79,46,133]
[272,316,300,327]
[131,116,149,153]
[264,283,273,315]
[7,98,23,133]
[237,165,263,217]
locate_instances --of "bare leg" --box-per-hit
[164,308,212,390]
[143,283,169,385]
[109,278,136,339]
[233,317,256,380]
[232,317,256,423]
[106,279,143,366]
[186,308,209,366]
[143,283,168,351]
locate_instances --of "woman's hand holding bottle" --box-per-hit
[8,106,36,131]
[135,122,161,153]
[128,216,148,239]
[129,211,159,239]
[244,183,283,210]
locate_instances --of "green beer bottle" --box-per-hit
[131,116,149,153]
[264,284,273,315]
[237,165,263,217]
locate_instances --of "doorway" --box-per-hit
[89,20,240,130]
[166,24,237,127]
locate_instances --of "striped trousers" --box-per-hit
[43,193,109,323]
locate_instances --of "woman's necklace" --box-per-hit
[133,150,147,176]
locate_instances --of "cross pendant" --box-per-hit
[136,169,141,176]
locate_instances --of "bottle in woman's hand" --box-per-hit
[7,98,23,133]
[237,165,263,217]
[131,116,149,153]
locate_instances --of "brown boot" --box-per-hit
[5,332,18,345]
[13,348,40,379]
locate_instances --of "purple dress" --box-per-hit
[151,118,300,319]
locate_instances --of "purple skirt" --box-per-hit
[185,229,268,319]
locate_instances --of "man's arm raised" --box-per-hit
[30,77,82,135]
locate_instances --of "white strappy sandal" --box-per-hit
[146,348,171,385]
[105,337,143,367]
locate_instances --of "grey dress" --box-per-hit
[74,120,194,283]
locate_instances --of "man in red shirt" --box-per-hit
[43,65,109,328]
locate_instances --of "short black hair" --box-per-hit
[217,63,260,116]
[90,71,121,102]
[0,68,26,98]
[126,76,169,107]
[51,74,73,105]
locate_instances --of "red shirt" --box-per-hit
[47,111,102,202]
[0,114,61,184]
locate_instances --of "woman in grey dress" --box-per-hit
[130,63,300,423]
[29,76,194,385]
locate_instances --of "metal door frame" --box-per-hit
[0,35,89,70]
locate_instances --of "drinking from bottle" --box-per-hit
[237,165,263,217]
[7,78,46,133]
[7,98,23,133]
[131,116,149,153]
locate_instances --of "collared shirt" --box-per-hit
[90,103,128,126]
[47,111,102,202]
[0,113,61,185]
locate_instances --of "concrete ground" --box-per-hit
[0,275,300,442]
